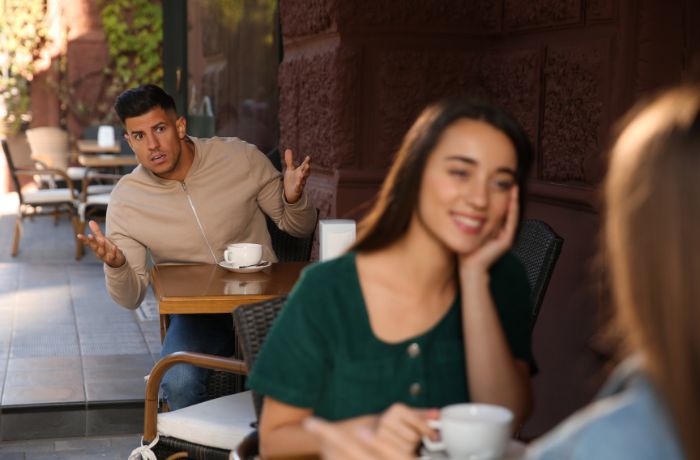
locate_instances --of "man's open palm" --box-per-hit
[283,149,311,204]
[77,220,126,268]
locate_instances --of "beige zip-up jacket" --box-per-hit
[104,136,316,309]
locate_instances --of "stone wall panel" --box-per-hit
[477,50,542,158]
[366,47,540,170]
[504,0,581,30]
[368,48,433,169]
[586,0,617,22]
[280,0,333,37]
[542,44,606,183]
[278,45,359,170]
[337,0,501,33]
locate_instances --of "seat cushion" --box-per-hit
[85,193,111,206]
[86,184,115,195]
[22,188,76,205]
[66,166,89,181]
[157,390,256,451]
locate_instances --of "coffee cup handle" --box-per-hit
[224,250,233,264]
[422,419,444,452]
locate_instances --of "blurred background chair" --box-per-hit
[2,139,82,258]
[200,210,319,396]
[511,219,564,328]
[134,296,286,460]
[26,126,85,183]
[265,209,318,263]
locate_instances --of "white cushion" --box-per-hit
[79,193,111,221]
[86,193,111,205]
[66,166,89,181]
[157,390,256,451]
[86,184,115,195]
[23,188,76,205]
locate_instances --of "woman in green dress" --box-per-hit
[248,96,536,457]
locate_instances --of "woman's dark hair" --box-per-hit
[114,84,178,124]
[353,95,533,253]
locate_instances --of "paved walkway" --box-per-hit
[0,193,161,443]
[0,434,141,459]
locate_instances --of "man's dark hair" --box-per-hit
[114,84,177,124]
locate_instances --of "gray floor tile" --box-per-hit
[83,367,149,384]
[84,380,145,402]
[53,437,111,452]
[2,384,85,406]
[85,404,143,437]
[7,356,81,371]
[1,406,86,441]
[81,354,154,370]
[0,438,55,453]
[5,368,84,387]
[80,343,151,356]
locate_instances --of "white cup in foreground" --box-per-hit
[224,243,262,267]
[424,403,513,460]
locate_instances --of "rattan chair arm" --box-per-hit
[14,168,77,193]
[143,351,248,442]
[79,172,121,199]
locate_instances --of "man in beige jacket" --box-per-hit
[78,84,316,409]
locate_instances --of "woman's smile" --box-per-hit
[415,118,517,254]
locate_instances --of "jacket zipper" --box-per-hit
[181,182,218,263]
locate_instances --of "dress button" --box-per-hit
[407,342,421,358]
[409,382,421,397]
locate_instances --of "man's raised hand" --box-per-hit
[77,220,126,268]
[283,148,311,204]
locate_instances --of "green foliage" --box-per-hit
[99,0,163,103]
[50,0,163,126]
[0,0,47,132]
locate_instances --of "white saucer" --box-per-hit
[420,440,525,460]
[218,260,271,273]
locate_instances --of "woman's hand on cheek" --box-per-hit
[459,186,519,274]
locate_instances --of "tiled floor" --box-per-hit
[0,433,141,459]
[0,193,161,441]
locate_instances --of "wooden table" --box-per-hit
[78,154,139,168]
[76,139,121,154]
[151,262,308,337]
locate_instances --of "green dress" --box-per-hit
[248,251,535,421]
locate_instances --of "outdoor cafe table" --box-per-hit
[76,139,122,154]
[150,261,309,339]
[78,153,139,168]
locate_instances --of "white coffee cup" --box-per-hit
[224,243,262,267]
[423,403,513,460]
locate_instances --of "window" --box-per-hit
[184,0,280,153]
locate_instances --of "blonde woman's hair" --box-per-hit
[605,84,700,460]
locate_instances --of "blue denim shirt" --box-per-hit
[525,358,685,460]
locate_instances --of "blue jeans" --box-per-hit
[160,313,236,410]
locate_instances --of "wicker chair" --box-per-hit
[204,210,318,395]
[135,297,286,460]
[1,139,82,259]
[510,219,564,327]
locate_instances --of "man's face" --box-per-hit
[124,107,188,180]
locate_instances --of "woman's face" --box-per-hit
[415,118,518,255]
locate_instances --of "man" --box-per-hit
[78,84,316,410]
